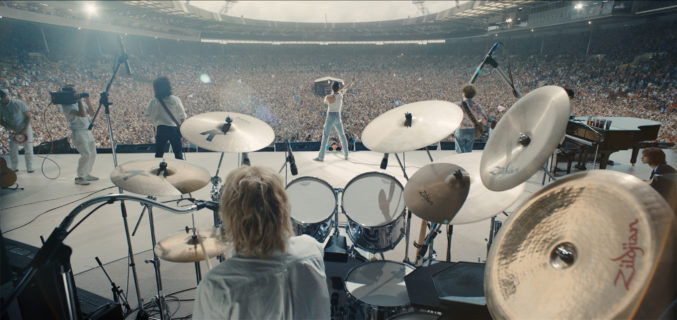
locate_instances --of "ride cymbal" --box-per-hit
[404,163,470,224]
[180,112,275,153]
[155,228,229,263]
[485,170,676,320]
[480,86,570,191]
[436,152,524,224]
[110,159,210,196]
[361,100,463,153]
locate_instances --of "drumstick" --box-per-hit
[197,231,213,270]
[415,220,428,260]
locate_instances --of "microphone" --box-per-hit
[470,41,501,84]
[286,140,298,176]
[118,35,133,75]
[380,153,389,170]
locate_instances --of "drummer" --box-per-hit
[193,166,330,319]
[454,84,489,154]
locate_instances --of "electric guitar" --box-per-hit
[0,158,17,188]
[460,100,485,138]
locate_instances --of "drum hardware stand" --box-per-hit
[86,40,148,320]
[95,256,132,314]
[403,210,414,264]
[324,188,350,262]
[445,224,453,262]
[209,152,226,222]
[486,211,508,255]
[414,223,442,266]
[142,196,170,320]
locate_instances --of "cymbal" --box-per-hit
[436,152,524,224]
[480,86,570,191]
[154,228,229,263]
[361,100,463,153]
[404,163,470,224]
[180,112,275,153]
[485,171,676,319]
[111,159,210,196]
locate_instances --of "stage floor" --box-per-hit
[1,148,674,318]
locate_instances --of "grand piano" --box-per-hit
[564,116,662,169]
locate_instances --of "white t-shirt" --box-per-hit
[193,235,330,320]
[144,95,187,127]
[61,102,90,131]
[324,93,343,113]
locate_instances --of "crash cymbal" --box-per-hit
[180,112,275,153]
[480,86,570,191]
[436,152,524,224]
[155,228,229,263]
[111,159,210,196]
[485,170,676,320]
[361,100,463,153]
[404,163,470,224]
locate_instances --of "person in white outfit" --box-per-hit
[60,85,97,185]
[0,88,34,173]
[315,79,353,161]
[193,166,330,319]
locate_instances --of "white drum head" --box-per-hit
[287,177,336,223]
[343,172,405,227]
[345,261,414,307]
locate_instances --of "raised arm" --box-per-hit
[340,78,356,94]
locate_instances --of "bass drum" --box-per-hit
[342,172,406,253]
[345,261,415,319]
[286,176,336,242]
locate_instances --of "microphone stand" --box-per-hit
[278,148,290,186]
[95,256,132,314]
[87,51,150,319]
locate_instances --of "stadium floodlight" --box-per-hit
[574,3,583,10]
[505,18,513,23]
[83,3,97,16]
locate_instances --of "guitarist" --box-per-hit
[0,88,34,173]
[454,84,489,154]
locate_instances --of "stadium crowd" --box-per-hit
[1,19,675,152]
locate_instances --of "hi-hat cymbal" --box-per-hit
[485,170,676,319]
[361,100,463,153]
[180,112,275,153]
[111,159,210,196]
[480,86,570,191]
[436,152,524,224]
[404,163,470,224]
[154,228,229,263]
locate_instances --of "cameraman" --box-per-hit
[60,85,98,185]
[0,88,33,173]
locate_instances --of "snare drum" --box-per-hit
[345,261,415,319]
[342,172,406,253]
[286,177,336,242]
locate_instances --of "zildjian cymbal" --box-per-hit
[480,86,571,191]
[110,159,210,196]
[485,170,676,320]
[154,227,229,263]
[403,163,470,224]
[180,111,275,153]
[436,152,525,224]
[361,100,463,153]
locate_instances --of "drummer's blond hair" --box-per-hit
[220,166,292,258]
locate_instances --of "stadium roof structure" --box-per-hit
[1,1,676,42]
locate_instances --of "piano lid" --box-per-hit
[571,116,661,131]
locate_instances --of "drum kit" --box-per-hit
[11,83,672,320]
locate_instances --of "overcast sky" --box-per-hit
[190,1,461,23]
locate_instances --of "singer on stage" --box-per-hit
[193,166,330,319]
[315,79,353,162]
[454,84,489,154]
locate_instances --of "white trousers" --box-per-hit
[71,129,97,178]
[8,124,33,171]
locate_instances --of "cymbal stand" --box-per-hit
[446,224,453,262]
[87,44,147,319]
[143,196,169,320]
[486,211,508,255]
[209,152,225,222]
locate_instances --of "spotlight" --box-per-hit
[574,3,583,10]
[83,3,97,16]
